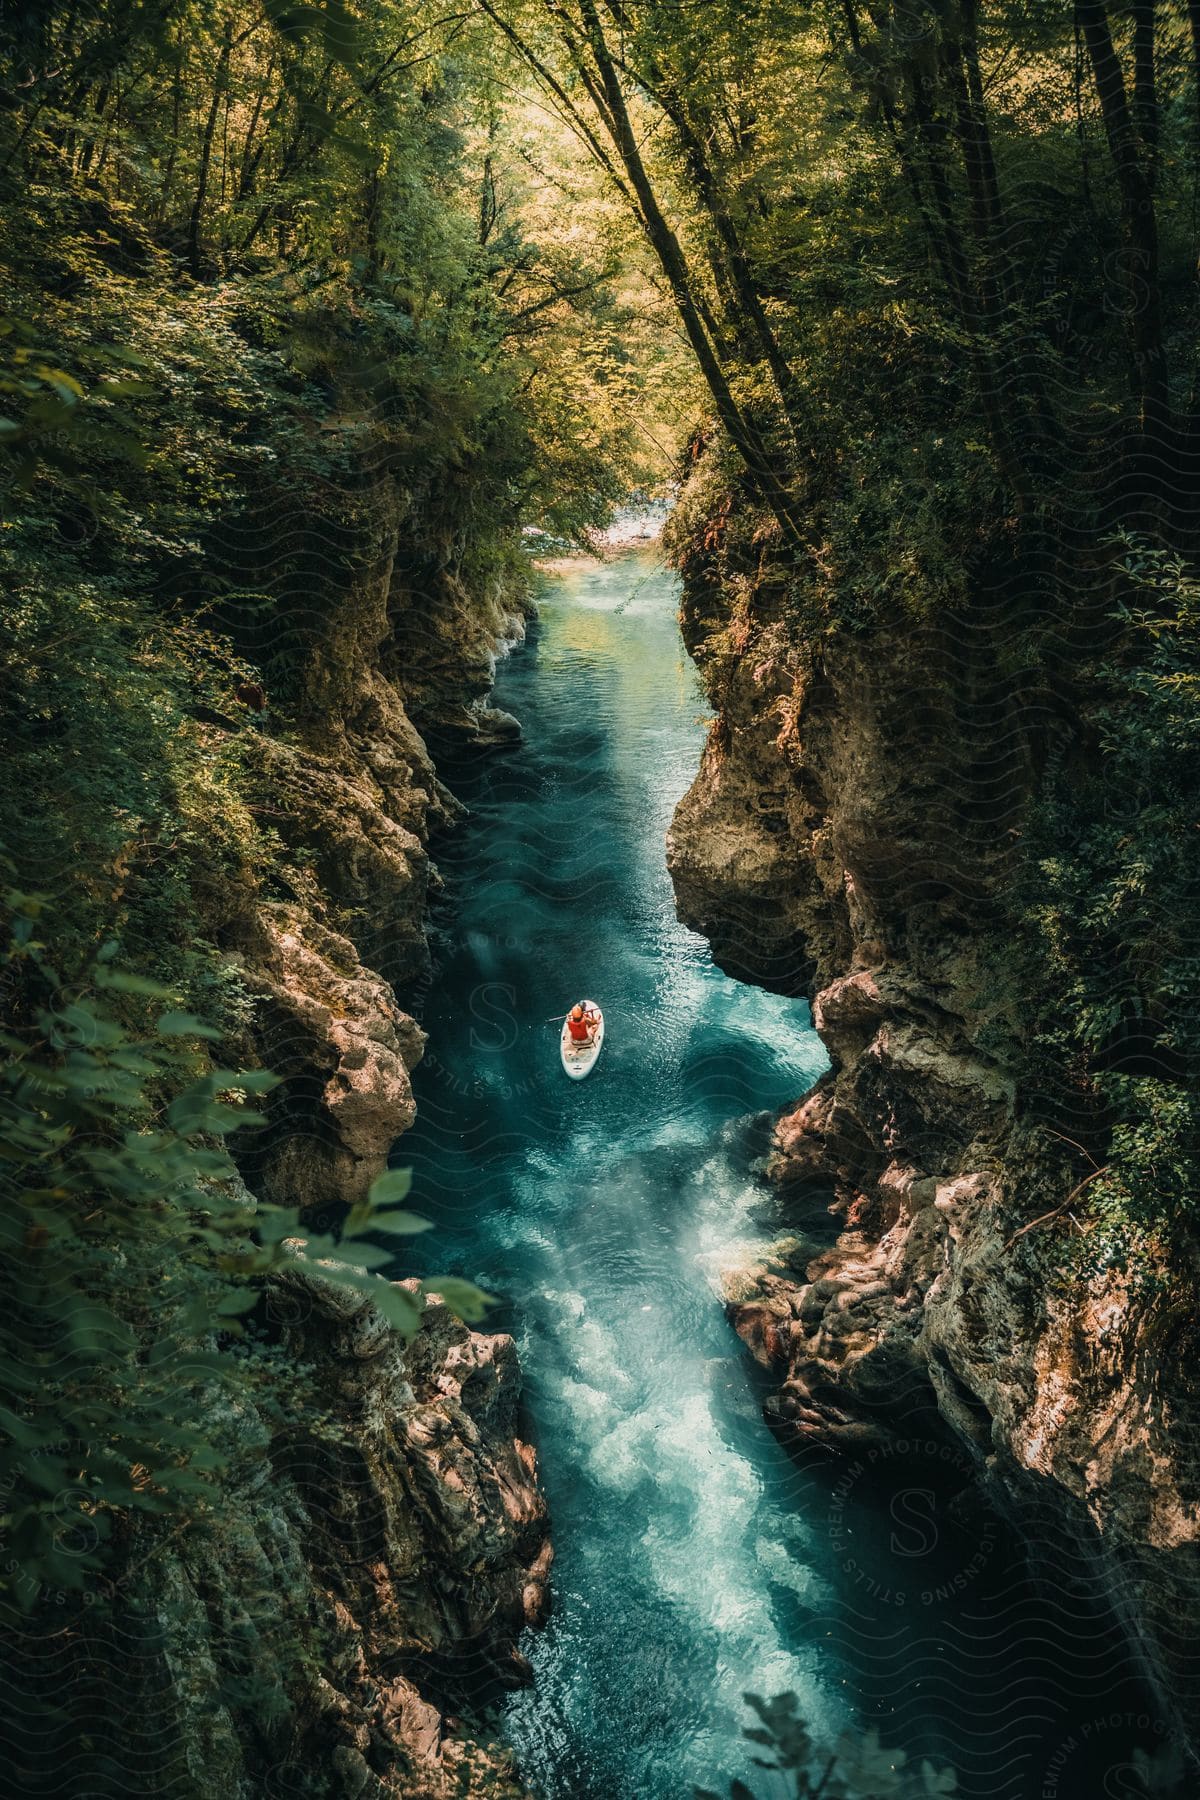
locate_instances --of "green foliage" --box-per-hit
[0,895,489,1611]
[0,5,613,1719]
[705,1690,1192,1800]
[695,1692,957,1799]
[514,0,1200,1273]
[0,0,671,1782]
[0,895,269,1605]
[1020,538,1200,1269]
[0,0,673,527]
[0,0,680,997]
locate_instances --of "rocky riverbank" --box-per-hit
[222,502,535,1225]
[110,1261,549,1799]
[134,526,548,1797]
[664,479,1200,1758]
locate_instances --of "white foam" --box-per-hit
[756,1534,836,1607]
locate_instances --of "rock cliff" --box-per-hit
[665,498,1200,1754]
[159,516,547,1796]
[216,495,534,1224]
[109,1263,549,1799]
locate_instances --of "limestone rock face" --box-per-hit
[216,503,534,1228]
[158,513,549,1798]
[122,1263,549,1798]
[666,707,821,996]
[234,902,425,1217]
[665,514,1200,1750]
[246,722,441,992]
[386,553,534,745]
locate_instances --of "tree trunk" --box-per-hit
[944,1,1058,462]
[840,1,961,309]
[157,42,184,225]
[1077,0,1168,445]
[598,0,810,448]
[656,85,812,456]
[953,0,1011,302]
[77,79,110,180]
[187,17,232,275]
[570,0,804,546]
[1189,0,1200,182]
[1132,0,1159,187]
[906,73,1030,486]
[236,59,274,202]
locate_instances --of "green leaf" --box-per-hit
[157,1010,223,1041]
[367,1167,412,1207]
[226,1069,280,1094]
[366,1210,432,1236]
[68,1303,136,1359]
[216,1294,261,1319]
[93,966,176,998]
[32,364,84,398]
[420,1276,495,1323]
[167,1088,264,1136]
[367,1282,424,1335]
[329,1240,395,1271]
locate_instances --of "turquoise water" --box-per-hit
[398,549,1163,1799]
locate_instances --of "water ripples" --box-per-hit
[394,549,1162,1800]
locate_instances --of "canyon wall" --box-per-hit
[664,498,1200,1756]
[104,512,547,1798]
[108,1266,550,1800]
[220,489,534,1225]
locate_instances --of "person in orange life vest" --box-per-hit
[566,1002,597,1045]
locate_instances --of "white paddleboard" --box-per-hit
[560,1001,604,1080]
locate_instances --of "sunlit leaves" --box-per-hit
[261,0,362,64]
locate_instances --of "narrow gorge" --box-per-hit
[6,462,556,1794]
[4,2,1200,1798]
[665,475,1200,1775]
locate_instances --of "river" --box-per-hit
[399,544,1160,1800]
